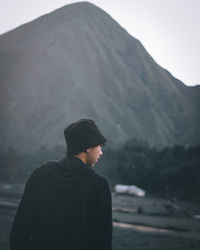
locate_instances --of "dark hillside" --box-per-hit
[0,2,199,152]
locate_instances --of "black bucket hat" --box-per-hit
[64,119,107,156]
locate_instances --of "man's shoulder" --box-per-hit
[92,171,108,182]
[33,159,60,171]
[90,171,110,190]
[29,160,58,179]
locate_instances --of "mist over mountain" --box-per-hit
[0,1,200,152]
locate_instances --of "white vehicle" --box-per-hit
[115,184,146,197]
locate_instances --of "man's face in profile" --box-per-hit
[86,145,103,166]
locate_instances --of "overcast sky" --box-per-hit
[1,0,199,86]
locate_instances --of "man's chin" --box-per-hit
[90,159,99,167]
[91,161,97,167]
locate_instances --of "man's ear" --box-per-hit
[86,148,92,153]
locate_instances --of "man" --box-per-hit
[10,119,112,250]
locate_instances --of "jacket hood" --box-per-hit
[39,156,95,191]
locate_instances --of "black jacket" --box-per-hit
[10,156,112,250]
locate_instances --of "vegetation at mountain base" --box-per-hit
[0,139,199,202]
[97,140,200,202]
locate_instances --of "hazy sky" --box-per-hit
[1,0,200,86]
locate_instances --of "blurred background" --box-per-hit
[0,1,200,249]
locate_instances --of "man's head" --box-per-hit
[64,119,107,166]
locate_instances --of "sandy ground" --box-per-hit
[112,193,200,249]
[0,184,200,250]
[112,226,200,250]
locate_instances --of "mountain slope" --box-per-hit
[0,2,199,151]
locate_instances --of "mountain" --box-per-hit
[0,1,200,152]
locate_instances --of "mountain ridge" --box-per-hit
[0,2,199,152]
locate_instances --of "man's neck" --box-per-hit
[75,152,87,165]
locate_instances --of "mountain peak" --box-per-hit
[0,2,199,151]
